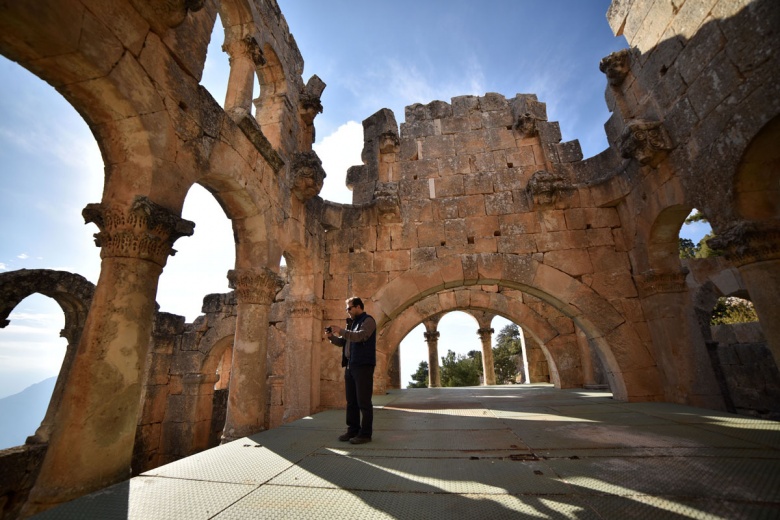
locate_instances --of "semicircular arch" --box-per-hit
[370,253,651,400]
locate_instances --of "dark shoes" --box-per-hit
[338,432,356,442]
[349,436,371,445]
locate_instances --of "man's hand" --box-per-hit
[331,325,343,336]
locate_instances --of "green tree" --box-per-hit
[494,324,522,384]
[710,297,759,325]
[440,350,481,387]
[679,237,698,259]
[407,361,429,388]
[695,233,722,259]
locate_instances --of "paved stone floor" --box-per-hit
[33,384,780,519]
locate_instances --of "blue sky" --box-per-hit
[0,1,711,401]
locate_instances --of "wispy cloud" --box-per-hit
[17,253,28,260]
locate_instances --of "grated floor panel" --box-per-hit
[32,385,780,519]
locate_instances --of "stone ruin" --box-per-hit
[0,0,778,517]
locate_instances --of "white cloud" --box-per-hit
[314,121,363,204]
[0,263,6,271]
[17,253,28,260]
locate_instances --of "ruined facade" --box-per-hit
[0,0,778,518]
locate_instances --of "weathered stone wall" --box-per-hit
[711,322,780,420]
[0,0,778,516]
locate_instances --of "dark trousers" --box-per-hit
[345,364,374,438]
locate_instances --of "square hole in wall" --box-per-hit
[467,236,475,244]
[494,230,501,237]
[507,162,513,168]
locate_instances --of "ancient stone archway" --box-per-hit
[366,254,639,400]
[376,285,577,392]
[0,270,95,444]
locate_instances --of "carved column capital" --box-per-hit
[223,35,265,67]
[527,170,571,207]
[477,327,495,340]
[599,49,631,87]
[290,151,326,202]
[82,196,194,267]
[227,267,284,305]
[707,220,780,267]
[423,331,440,343]
[634,268,689,297]
[619,120,673,167]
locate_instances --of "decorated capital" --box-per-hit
[599,49,631,87]
[423,331,440,343]
[82,196,194,267]
[223,35,265,67]
[619,120,673,167]
[290,151,326,202]
[227,267,284,305]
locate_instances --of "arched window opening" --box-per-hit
[0,294,66,450]
[156,184,235,322]
[678,209,716,259]
[401,323,428,389]
[707,294,778,420]
[202,14,261,118]
[214,345,233,391]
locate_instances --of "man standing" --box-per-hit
[326,296,376,444]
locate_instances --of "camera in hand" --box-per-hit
[325,326,333,333]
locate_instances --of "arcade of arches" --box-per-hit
[0,0,778,517]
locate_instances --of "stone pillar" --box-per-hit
[223,35,264,114]
[387,348,401,390]
[477,328,497,385]
[222,267,283,442]
[576,327,598,387]
[282,298,321,425]
[22,197,193,516]
[424,331,441,388]
[709,222,780,368]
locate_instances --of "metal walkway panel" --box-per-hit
[546,455,780,501]
[357,427,527,451]
[31,476,256,520]
[214,485,603,520]
[267,452,571,495]
[142,436,309,484]
[582,495,780,520]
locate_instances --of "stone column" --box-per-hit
[22,197,193,516]
[281,298,321,425]
[222,267,283,442]
[223,35,264,114]
[424,331,441,388]
[709,222,780,368]
[387,348,401,390]
[477,327,497,385]
[576,327,598,387]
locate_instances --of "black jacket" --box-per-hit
[330,312,376,367]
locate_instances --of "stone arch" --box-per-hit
[371,254,642,400]
[192,334,234,452]
[379,287,570,391]
[734,114,780,222]
[254,43,288,150]
[0,269,95,444]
